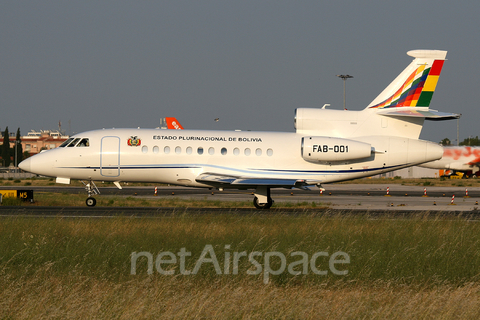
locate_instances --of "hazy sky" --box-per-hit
[1,1,478,143]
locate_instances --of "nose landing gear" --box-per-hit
[86,197,96,207]
[81,180,100,207]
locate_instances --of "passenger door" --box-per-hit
[100,136,120,177]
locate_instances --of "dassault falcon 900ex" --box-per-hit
[19,50,460,209]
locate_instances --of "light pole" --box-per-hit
[457,118,460,146]
[337,74,353,110]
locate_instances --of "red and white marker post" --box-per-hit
[450,195,456,205]
[385,187,391,196]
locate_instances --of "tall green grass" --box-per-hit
[2,212,480,318]
[1,213,480,286]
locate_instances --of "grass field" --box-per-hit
[1,212,480,318]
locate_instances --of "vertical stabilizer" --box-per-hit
[165,117,184,129]
[296,49,458,140]
[367,50,447,109]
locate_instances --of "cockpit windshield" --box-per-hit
[77,138,90,147]
[59,138,74,147]
[60,137,90,148]
[67,138,81,147]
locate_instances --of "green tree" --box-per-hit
[23,151,30,160]
[14,128,23,167]
[459,136,480,146]
[1,126,11,167]
[440,138,452,146]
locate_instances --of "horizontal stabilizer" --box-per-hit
[377,108,460,121]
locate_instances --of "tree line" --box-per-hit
[440,136,480,146]
[1,127,25,168]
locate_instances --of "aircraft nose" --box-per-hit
[18,157,32,172]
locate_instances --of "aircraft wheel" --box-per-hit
[86,197,97,207]
[253,196,273,209]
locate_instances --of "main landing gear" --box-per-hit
[81,180,100,207]
[253,187,273,209]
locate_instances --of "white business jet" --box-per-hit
[19,50,459,209]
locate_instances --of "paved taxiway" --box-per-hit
[1,184,479,213]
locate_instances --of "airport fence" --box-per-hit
[0,172,36,180]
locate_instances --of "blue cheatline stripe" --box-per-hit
[58,162,408,176]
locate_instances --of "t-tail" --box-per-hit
[367,50,447,110]
[295,50,460,139]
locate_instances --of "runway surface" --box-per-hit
[1,184,480,216]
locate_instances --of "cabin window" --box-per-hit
[153,146,159,154]
[244,148,251,156]
[186,147,192,155]
[221,147,227,155]
[267,148,273,156]
[175,146,181,154]
[164,146,170,154]
[208,147,215,155]
[233,148,240,155]
[59,138,74,147]
[255,148,262,156]
[142,146,148,153]
[76,138,89,147]
[197,147,204,155]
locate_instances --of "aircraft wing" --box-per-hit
[467,157,480,166]
[196,173,310,189]
[377,108,460,121]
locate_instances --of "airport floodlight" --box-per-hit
[336,75,353,110]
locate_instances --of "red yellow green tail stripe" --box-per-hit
[369,59,444,109]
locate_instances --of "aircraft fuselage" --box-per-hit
[20,128,443,187]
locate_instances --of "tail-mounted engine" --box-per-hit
[302,136,372,162]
